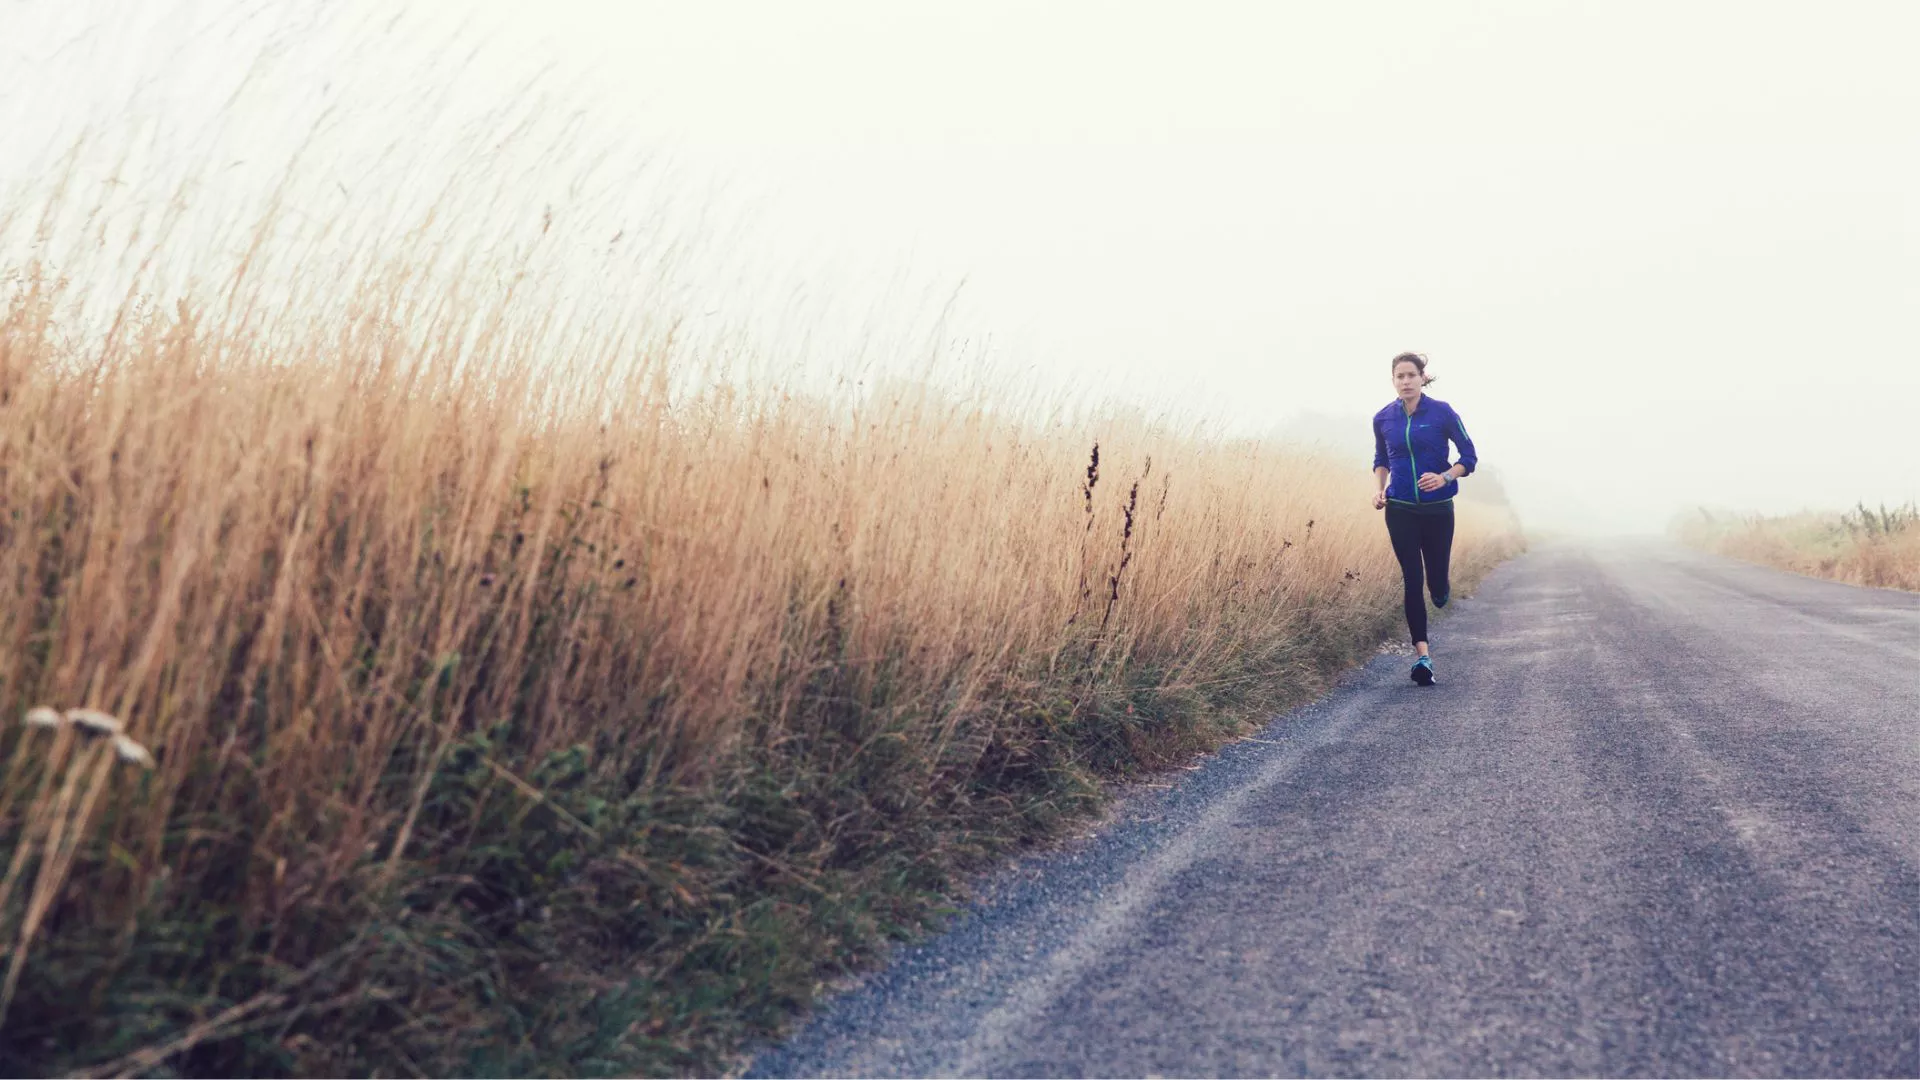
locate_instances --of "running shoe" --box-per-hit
[1410,655,1435,686]
[1433,590,1450,608]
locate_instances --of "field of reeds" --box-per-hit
[1675,504,1920,592]
[0,168,1522,1075]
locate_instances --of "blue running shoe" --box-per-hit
[1433,591,1450,608]
[1411,655,1435,686]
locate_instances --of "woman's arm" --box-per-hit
[1446,406,1477,477]
[1372,418,1390,508]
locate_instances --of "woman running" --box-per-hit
[1371,352,1477,685]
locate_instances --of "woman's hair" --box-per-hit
[1390,351,1435,386]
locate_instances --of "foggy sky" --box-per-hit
[6,0,1915,533]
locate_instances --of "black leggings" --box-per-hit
[1384,502,1454,646]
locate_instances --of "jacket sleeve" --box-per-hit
[1447,405,1478,476]
[1372,415,1388,471]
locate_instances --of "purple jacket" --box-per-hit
[1372,396,1478,505]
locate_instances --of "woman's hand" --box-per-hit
[1417,471,1450,493]
[1372,488,1387,510]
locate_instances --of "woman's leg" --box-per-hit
[1421,505,1456,607]
[1384,505,1428,648]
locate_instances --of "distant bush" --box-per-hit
[1675,503,1920,591]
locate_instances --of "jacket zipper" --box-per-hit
[1404,410,1420,503]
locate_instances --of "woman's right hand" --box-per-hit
[1372,489,1386,511]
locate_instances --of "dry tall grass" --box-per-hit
[0,181,1521,1072]
[1676,505,1920,592]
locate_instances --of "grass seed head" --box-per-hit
[65,708,124,737]
[112,734,156,769]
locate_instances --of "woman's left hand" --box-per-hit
[1417,471,1450,492]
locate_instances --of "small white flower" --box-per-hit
[24,706,62,729]
[111,734,155,769]
[65,708,123,737]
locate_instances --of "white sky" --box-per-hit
[5,0,1916,532]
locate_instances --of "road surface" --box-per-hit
[747,541,1920,1078]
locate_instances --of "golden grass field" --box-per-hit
[0,173,1522,1074]
[1676,505,1920,592]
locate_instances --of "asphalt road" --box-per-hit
[747,541,1920,1078]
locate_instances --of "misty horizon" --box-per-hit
[5,0,1914,535]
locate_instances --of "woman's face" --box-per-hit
[1393,361,1425,399]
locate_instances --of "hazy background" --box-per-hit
[5,0,1915,533]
